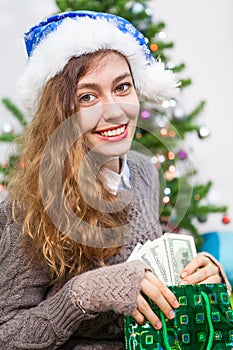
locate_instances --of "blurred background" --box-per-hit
[0,0,232,236]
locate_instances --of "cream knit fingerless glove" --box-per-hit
[71,260,146,315]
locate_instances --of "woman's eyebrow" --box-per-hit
[77,73,132,92]
[112,73,132,87]
[77,82,101,92]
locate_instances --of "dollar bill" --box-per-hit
[128,233,197,286]
[146,238,171,285]
[163,232,197,285]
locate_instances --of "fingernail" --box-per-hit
[168,310,175,319]
[181,271,188,278]
[155,321,162,329]
[174,300,179,307]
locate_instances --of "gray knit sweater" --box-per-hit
[0,151,230,350]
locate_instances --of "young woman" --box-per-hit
[0,11,230,350]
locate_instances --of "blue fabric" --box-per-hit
[24,10,154,64]
[200,232,220,260]
[200,231,233,286]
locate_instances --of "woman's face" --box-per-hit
[77,52,140,171]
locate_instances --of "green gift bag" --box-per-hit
[124,284,233,349]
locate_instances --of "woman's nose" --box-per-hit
[101,102,125,122]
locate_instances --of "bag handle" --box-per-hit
[159,290,214,350]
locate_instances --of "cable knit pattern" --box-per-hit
[71,260,146,315]
[0,151,230,349]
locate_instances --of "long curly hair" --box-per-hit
[8,51,130,282]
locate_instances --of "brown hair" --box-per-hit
[8,51,129,282]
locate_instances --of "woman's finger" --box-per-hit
[131,305,146,325]
[136,293,163,329]
[180,254,221,284]
[180,254,210,278]
[141,276,179,320]
[144,271,180,309]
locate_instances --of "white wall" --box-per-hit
[0,0,232,232]
[152,0,233,233]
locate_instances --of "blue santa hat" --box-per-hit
[19,10,179,119]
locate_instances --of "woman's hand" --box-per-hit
[180,253,222,285]
[131,271,179,330]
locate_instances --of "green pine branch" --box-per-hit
[2,98,27,127]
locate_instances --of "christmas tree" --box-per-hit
[0,0,229,249]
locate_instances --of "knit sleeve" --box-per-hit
[0,220,99,350]
[0,201,147,349]
[199,251,232,296]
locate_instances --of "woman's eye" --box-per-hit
[115,83,131,93]
[79,94,95,103]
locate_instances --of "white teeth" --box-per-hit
[100,125,126,137]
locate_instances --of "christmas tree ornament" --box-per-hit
[222,215,231,225]
[177,150,187,160]
[140,110,151,119]
[158,31,167,40]
[198,126,210,139]
[2,122,14,134]
[197,215,207,223]
[150,43,159,52]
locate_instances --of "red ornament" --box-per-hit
[222,215,231,224]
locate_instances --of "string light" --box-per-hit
[169,130,176,137]
[169,165,176,173]
[162,100,170,109]
[162,195,170,204]
[167,152,175,160]
[160,128,168,137]
[150,156,158,165]
[164,187,171,196]
[194,194,200,201]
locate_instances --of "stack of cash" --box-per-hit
[128,233,197,285]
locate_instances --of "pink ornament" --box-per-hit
[140,110,151,119]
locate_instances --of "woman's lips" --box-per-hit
[95,123,128,141]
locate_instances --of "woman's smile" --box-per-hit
[94,123,128,141]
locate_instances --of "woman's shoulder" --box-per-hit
[0,196,14,231]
